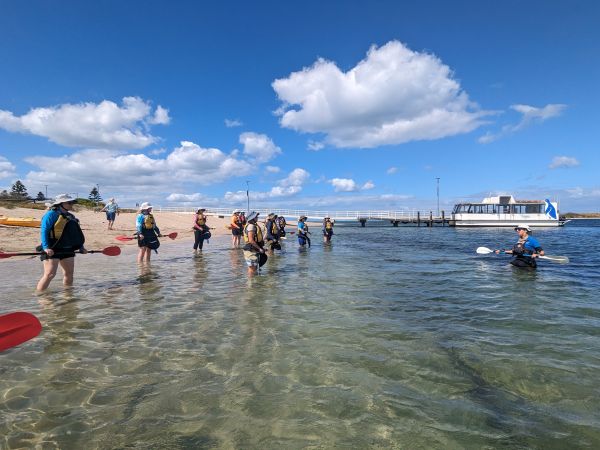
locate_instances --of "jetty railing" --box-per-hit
[153,206,444,222]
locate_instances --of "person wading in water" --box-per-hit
[136,202,162,263]
[496,224,545,269]
[36,194,87,291]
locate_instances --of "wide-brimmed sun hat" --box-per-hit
[51,194,77,207]
[196,208,206,213]
[247,211,260,222]
[299,215,308,220]
[514,224,531,232]
[139,202,153,211]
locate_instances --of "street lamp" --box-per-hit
[246,180,250,213]
[436,177,440,216]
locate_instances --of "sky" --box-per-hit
[0,0,599,212]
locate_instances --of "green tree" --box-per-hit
[89,186,102,204]
[36,191,45,201]
[10,180,28,198]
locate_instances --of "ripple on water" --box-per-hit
[1,228,600,448]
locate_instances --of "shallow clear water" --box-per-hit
[1,223,599,449]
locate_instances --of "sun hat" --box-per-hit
[514,224,531,232]
[109,197,115,203]
[50,194,77,207]
[196,208,206,213]
[247,211,260,222]
[299,215,307,220]
[267,212,276,218]
[139,202,153,211]
[232,210,240,214]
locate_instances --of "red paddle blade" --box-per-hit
[0,312,42,352]
[0,251,18,259]
[115,235,134,241]
[102,246,121,256]
[168,232,178,240]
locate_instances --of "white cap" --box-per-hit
[514,224,531,232]
[50,194,77,206]
[139,202,153,211]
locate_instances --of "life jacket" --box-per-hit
[196,214,206,226]
[266,219,279,238]
[49,211,85,250]
[277,217,286,228]
[143,213,156,230]
[325,220,333,231]
[298,222,308,235]
[243,223,264,246]
[512,239,533,257]
[231,215,240,228]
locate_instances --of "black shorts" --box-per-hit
[40,251,76,261]
[232,228,241,236]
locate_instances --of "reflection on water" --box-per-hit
[1,226,600,448]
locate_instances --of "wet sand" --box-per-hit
[0,207,231,253]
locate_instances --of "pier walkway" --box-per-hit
[155,206,451,227]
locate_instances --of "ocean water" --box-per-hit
[1,222,599,449]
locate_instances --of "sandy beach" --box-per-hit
[0,206,232,254]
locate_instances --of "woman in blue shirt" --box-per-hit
[136,202,162,262]
[36,194,87,291]
[497,224,545,268]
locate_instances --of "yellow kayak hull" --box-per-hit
[0,216,42,228]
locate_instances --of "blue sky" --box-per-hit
[0,1,598,212]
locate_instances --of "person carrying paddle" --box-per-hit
[192,208,211,252]
[230,210,242,248]
[265,213,281,253]
[36,194,87,291]
[243,211,266,275]
[100,197,119,230]
[322,216,334,243]
[136,202,162,262]
[276,215,287,237]
[297,215,310,247]
[496,224,545,268]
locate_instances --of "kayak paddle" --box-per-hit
[115,232,178,242]
[0,312,42,352]
[476,246,569,264]
[0,246,121,259]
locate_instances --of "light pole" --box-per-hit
[246,180,250,213]
[436,177,440,216]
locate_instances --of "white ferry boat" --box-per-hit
[451,195,565,227]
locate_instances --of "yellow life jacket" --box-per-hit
[243,223,263,244]
[143,213,156,230]
[325,220,333,230]
[271,220,279,235]
[196,214,206,226]
[49,211,85,249]
[51,214,70,241]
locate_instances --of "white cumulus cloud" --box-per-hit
[224,168,310,202]
[386,166,398,174]
[549,156,579,169]
[479,103,567,143]
[272,40,488,148]
[240,132,282,163]
[265,165,281,173]
[0,156,16,179]
[225,118,243,128]
[23,141,253,198]
[166,192,215,204]
[329,178,358,192]
[0,97,170,150]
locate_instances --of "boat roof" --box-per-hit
[456,195,546,205]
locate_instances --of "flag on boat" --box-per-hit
[544,199,557,220]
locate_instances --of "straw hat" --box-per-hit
[50,194,77,207]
